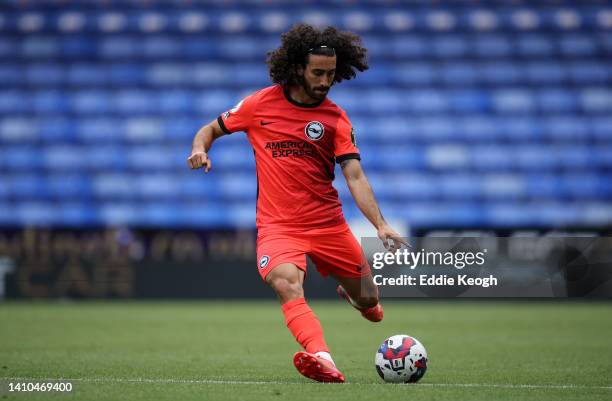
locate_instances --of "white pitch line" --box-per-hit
[2,377,612,391]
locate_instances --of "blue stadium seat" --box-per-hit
[124,118,164,142]
[22,37,59,58]
[164,118,202,141]
[3,147,44,171]
[77,118,123,142]
[10,175,49,199]
[473,35,512,57]
[100,36,139,58]
[419,117,455,141]
[44,146,86,170]
[58,203,97,226]
[137,174,181,200]
[441,63,478,85]
[0,91,29,113]
[405,90,449,113]
[143,36,182,58]
[581,89,612,112]
[501,117,543,141]
[218,174,257,200]
[0,118,39,142]
[115,90,159,115]
[99,203,139,225]
[158,90,197,114]
[537,89,577,113]
[0,38,17,59]
[439,174,483,199]
[559,34,598,56]
[71,91,112,114]
[516,34,555,56]
[568,62,610,84]
[47,175,91,199]
[542,116,589,141]
[62,36,97,58]
[377,173,437,200]
[493,89,536,113]
[87,145,128,171]
[68,64,108,85]
[127,147,175,171]
[483,174,525,199]
[451,90,490,113]
[514,146,556,170]
[33,91,68,114]
[594,147,612,168]
[554,146,593,170]
[590,117,612,140]
[526,174,564,199]
[426,144,469,170]
[390,35,428,58]
[213,146,255,170]
[533,202,583,226]
[147,63,190,86]
[25,63,64,85]
[524,62,566,85]
[432,36,467,58]
[470,145,515,171]
[0,65,22,86]
[16,202,57,225]
[486,203,537,227]
[562,175,605,199]
[109,63,147,85]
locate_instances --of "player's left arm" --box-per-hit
[341,159,409,251]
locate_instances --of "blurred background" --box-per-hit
[0,0,610,299]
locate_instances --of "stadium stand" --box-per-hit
[0,0,610,228]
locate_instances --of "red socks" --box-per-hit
[281,298,329,354]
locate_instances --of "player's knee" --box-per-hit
[268,277,304,301]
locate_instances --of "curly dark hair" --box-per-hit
[267,24,369,86]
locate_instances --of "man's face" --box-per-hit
[299,54,336,101]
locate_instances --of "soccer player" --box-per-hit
[188,24,407,383]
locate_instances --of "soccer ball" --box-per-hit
[375,334,428,383]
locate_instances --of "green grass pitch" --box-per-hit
[1,300,611,401]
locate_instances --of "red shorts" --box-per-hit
[256,223,371,280]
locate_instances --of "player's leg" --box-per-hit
[333,271,379,309]
[265,262,305,303]
[334,272,384,322]
[309,223,384,322]
[265,263,344,382]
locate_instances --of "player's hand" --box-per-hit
[187,151,212,173]
[377,224,410,252]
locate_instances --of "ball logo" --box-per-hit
[259,255,270,269]
[305,121,324,141]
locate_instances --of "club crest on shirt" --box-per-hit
[259,255,270,269]
[304,121,325,141]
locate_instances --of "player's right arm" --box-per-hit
[188,90,259,172]
[187,119,227,173]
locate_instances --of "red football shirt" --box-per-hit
[217,85,360,231]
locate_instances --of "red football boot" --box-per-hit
[293,352,345,383]
[337,285,384,322]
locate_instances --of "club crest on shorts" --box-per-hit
[305,121,324,141]
[259,255,270,269]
